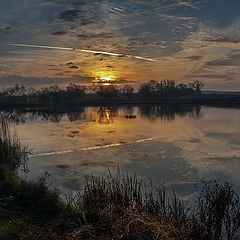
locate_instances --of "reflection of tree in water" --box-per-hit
[40,112,64,123]
[123,106,137,119]
[0,111,27,124]
[1,105,201,124]
[0,107,86,124]
[95,107,118,125]
[139,104,202,121]
[67,112,86,122]
[124,106,134,116]
[123,106,136,119]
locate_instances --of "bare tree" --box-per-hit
[121,84,134,98]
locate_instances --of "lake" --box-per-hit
[5,105,240,197]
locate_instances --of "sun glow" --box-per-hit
[102,83,112,86]
[100,76,113,81]
[92,70,118,85]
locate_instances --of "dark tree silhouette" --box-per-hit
[5,84,26,96]
[121,84,134,98]
[0,79,206,105]
[188,80,205,95]
[92,85,119,99]
[66,83,86,100]
[139,80,203,98]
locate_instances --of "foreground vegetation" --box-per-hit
[1,118,240,240]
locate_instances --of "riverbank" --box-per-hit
[0,93,240,110]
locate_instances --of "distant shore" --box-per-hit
[0,93,240,109]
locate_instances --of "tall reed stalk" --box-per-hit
[0,117,30,171]
[64,170,240,240]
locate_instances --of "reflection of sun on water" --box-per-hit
[95,107,116,125]
[96,108,113,125]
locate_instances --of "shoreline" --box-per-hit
[0,94,240,110]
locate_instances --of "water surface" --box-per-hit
[7,105,240,197]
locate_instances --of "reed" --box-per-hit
[0,117,30,171]
[1,166,240,239]
[64,170,240,240]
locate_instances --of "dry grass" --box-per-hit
[0,117,30,171]
[64,171,240,240]
[1,168,240,240]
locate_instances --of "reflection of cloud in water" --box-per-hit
[49,141,200,196]
[205,132,240,149]
[15,106,240,196]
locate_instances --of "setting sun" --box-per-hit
[100,76,113,81]
[102,83,112,86]
[91,69,118,84]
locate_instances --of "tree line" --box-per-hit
[0,80,204,102]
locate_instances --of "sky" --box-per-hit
[0,0,240,90]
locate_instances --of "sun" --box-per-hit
[92,70,117,84]
[102,82,112,86]
[100,76,113,81]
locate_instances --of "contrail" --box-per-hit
[202,67,226,73]
[10,43,74,51]
[10,43,156,62]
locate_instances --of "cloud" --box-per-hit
[115,79,136,84]
[92,79,135,85]
[206,37,240,44]
[175,55,203,61]
[132,0,201,10]
[69,65,78,69]
[45,0,99,5]
[51,31,67,36]
[0,26,11,33]
[184,24,240,50]
[205,50,240,67]
[0,75,94,87]
[77,32,116,39]
[159,13,197,22]
[57,10,94,24]
[187,74,230,80]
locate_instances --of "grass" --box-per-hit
[0,118,30,171]
[0,119,240,239]
[67,171,240,240]
[1,166,240,239]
